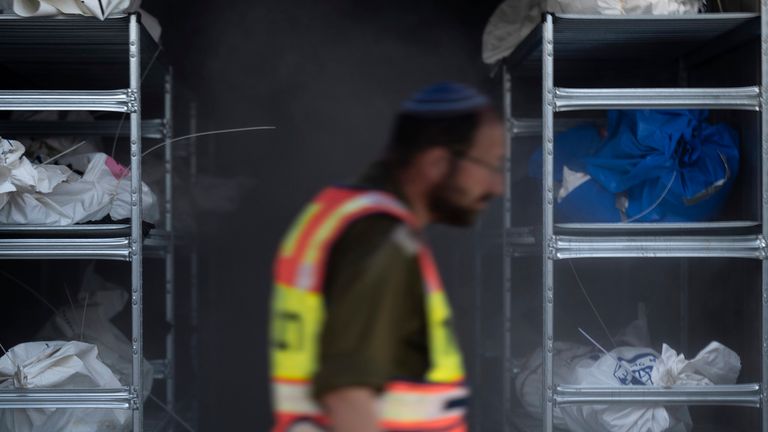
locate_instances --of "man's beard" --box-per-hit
[428,174,492,227]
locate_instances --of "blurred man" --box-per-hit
[270,82,505,432]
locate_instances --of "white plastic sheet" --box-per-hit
[516,313,652,428]
[13,0,140,20]
[36,267,154,401]
[0,139,159,225]
[560,342,741,432]
[0,341,130,432]
[482,0,704,64]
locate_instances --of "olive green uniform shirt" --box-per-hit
[311,176,430,400]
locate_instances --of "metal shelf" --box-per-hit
[505,13,759,74]
[499,9,768,432]
[508,117,604,137]
[553,87,761,111]
[0,119,166,139]
[0,237,131,260]
[555,384,762,407]
[0,15,165,90]
[552,234,766,259]
[0,90,137,113]
[0,388,134,409]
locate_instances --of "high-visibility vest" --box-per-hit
[270,186,468,432]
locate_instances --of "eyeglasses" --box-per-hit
[457,154,505,176]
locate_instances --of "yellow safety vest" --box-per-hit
[270,186,468,432]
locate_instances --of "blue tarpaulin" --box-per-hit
[529,110,739,222]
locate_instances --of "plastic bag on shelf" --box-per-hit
[0,138,159,225]
[12,0,140,20]
[528,110,739,223]
[0,340,130,432]
[595,0,703,14]
[483,0,703,64]
[35,266,154,402]
[516,312,652,428]
[560,342,741,432]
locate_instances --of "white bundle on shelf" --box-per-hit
[12,0,140,20]
[36,267,154,402]
[0,138,159,225]
[0,341,130,432]
[482,0,704,64]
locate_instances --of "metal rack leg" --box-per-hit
[129,13,144,432]
[542,13,556,432]
[762,2,768,431]
[501,65,514,432]
[680,258,689,356]
[164,69,175,418]
[189,101,200,422]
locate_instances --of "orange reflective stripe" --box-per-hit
[418,248,444,293]
[272,377,311,385]
[379,415,465,431]
[271,413,329,432]
[302,205,413,293]
[385,381,464,394]
[274,189,355,287]
[287,189,415,292]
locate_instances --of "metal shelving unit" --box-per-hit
[0,14,179,432]
[501,10,768,432]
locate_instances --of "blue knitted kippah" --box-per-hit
[401,81,490,115]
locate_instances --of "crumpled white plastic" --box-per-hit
[651,342,741,387]
[0,138,159,225]
[483,0,703,64]
[13,0,140,20]
[35,266,154,402]
[0,341,130,432]
[516,312,652,428]
[558,166,591,203]
[560,342,741,432]
[0,139,73,212]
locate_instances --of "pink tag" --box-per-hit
[105,156,128,180]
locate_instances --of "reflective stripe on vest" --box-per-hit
[270,187,467,432]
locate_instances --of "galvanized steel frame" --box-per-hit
[555,384,762,407]
[163,69,176,413]
[0,388,133,409]
[553,86,761,111]
[128,13,144,432]
[501,66,515,432]
[501,10,768,432]
[0,89,137,112]
[0,13,145,424]
[761,1,768,429]
[0,14,190,432]
[541,14,556,432]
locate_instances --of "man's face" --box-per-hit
[429,118,506,226]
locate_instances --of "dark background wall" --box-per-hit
[139,1,503,430]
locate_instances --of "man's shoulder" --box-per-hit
[333,213,420,261]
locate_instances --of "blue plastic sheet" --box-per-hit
[529,110,739,222]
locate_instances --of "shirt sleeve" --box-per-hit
[312,214,425,400]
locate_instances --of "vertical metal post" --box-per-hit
[542,14,556,432]
[501,65,514,432]
[163,69,175,416]
[680,258,689,356]
[761,1,768,430]
[128,13,144,432]
[189,101,199,415]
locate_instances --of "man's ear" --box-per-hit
[413,147,451,184]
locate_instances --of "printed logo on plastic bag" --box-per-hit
[613,352,657,386]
